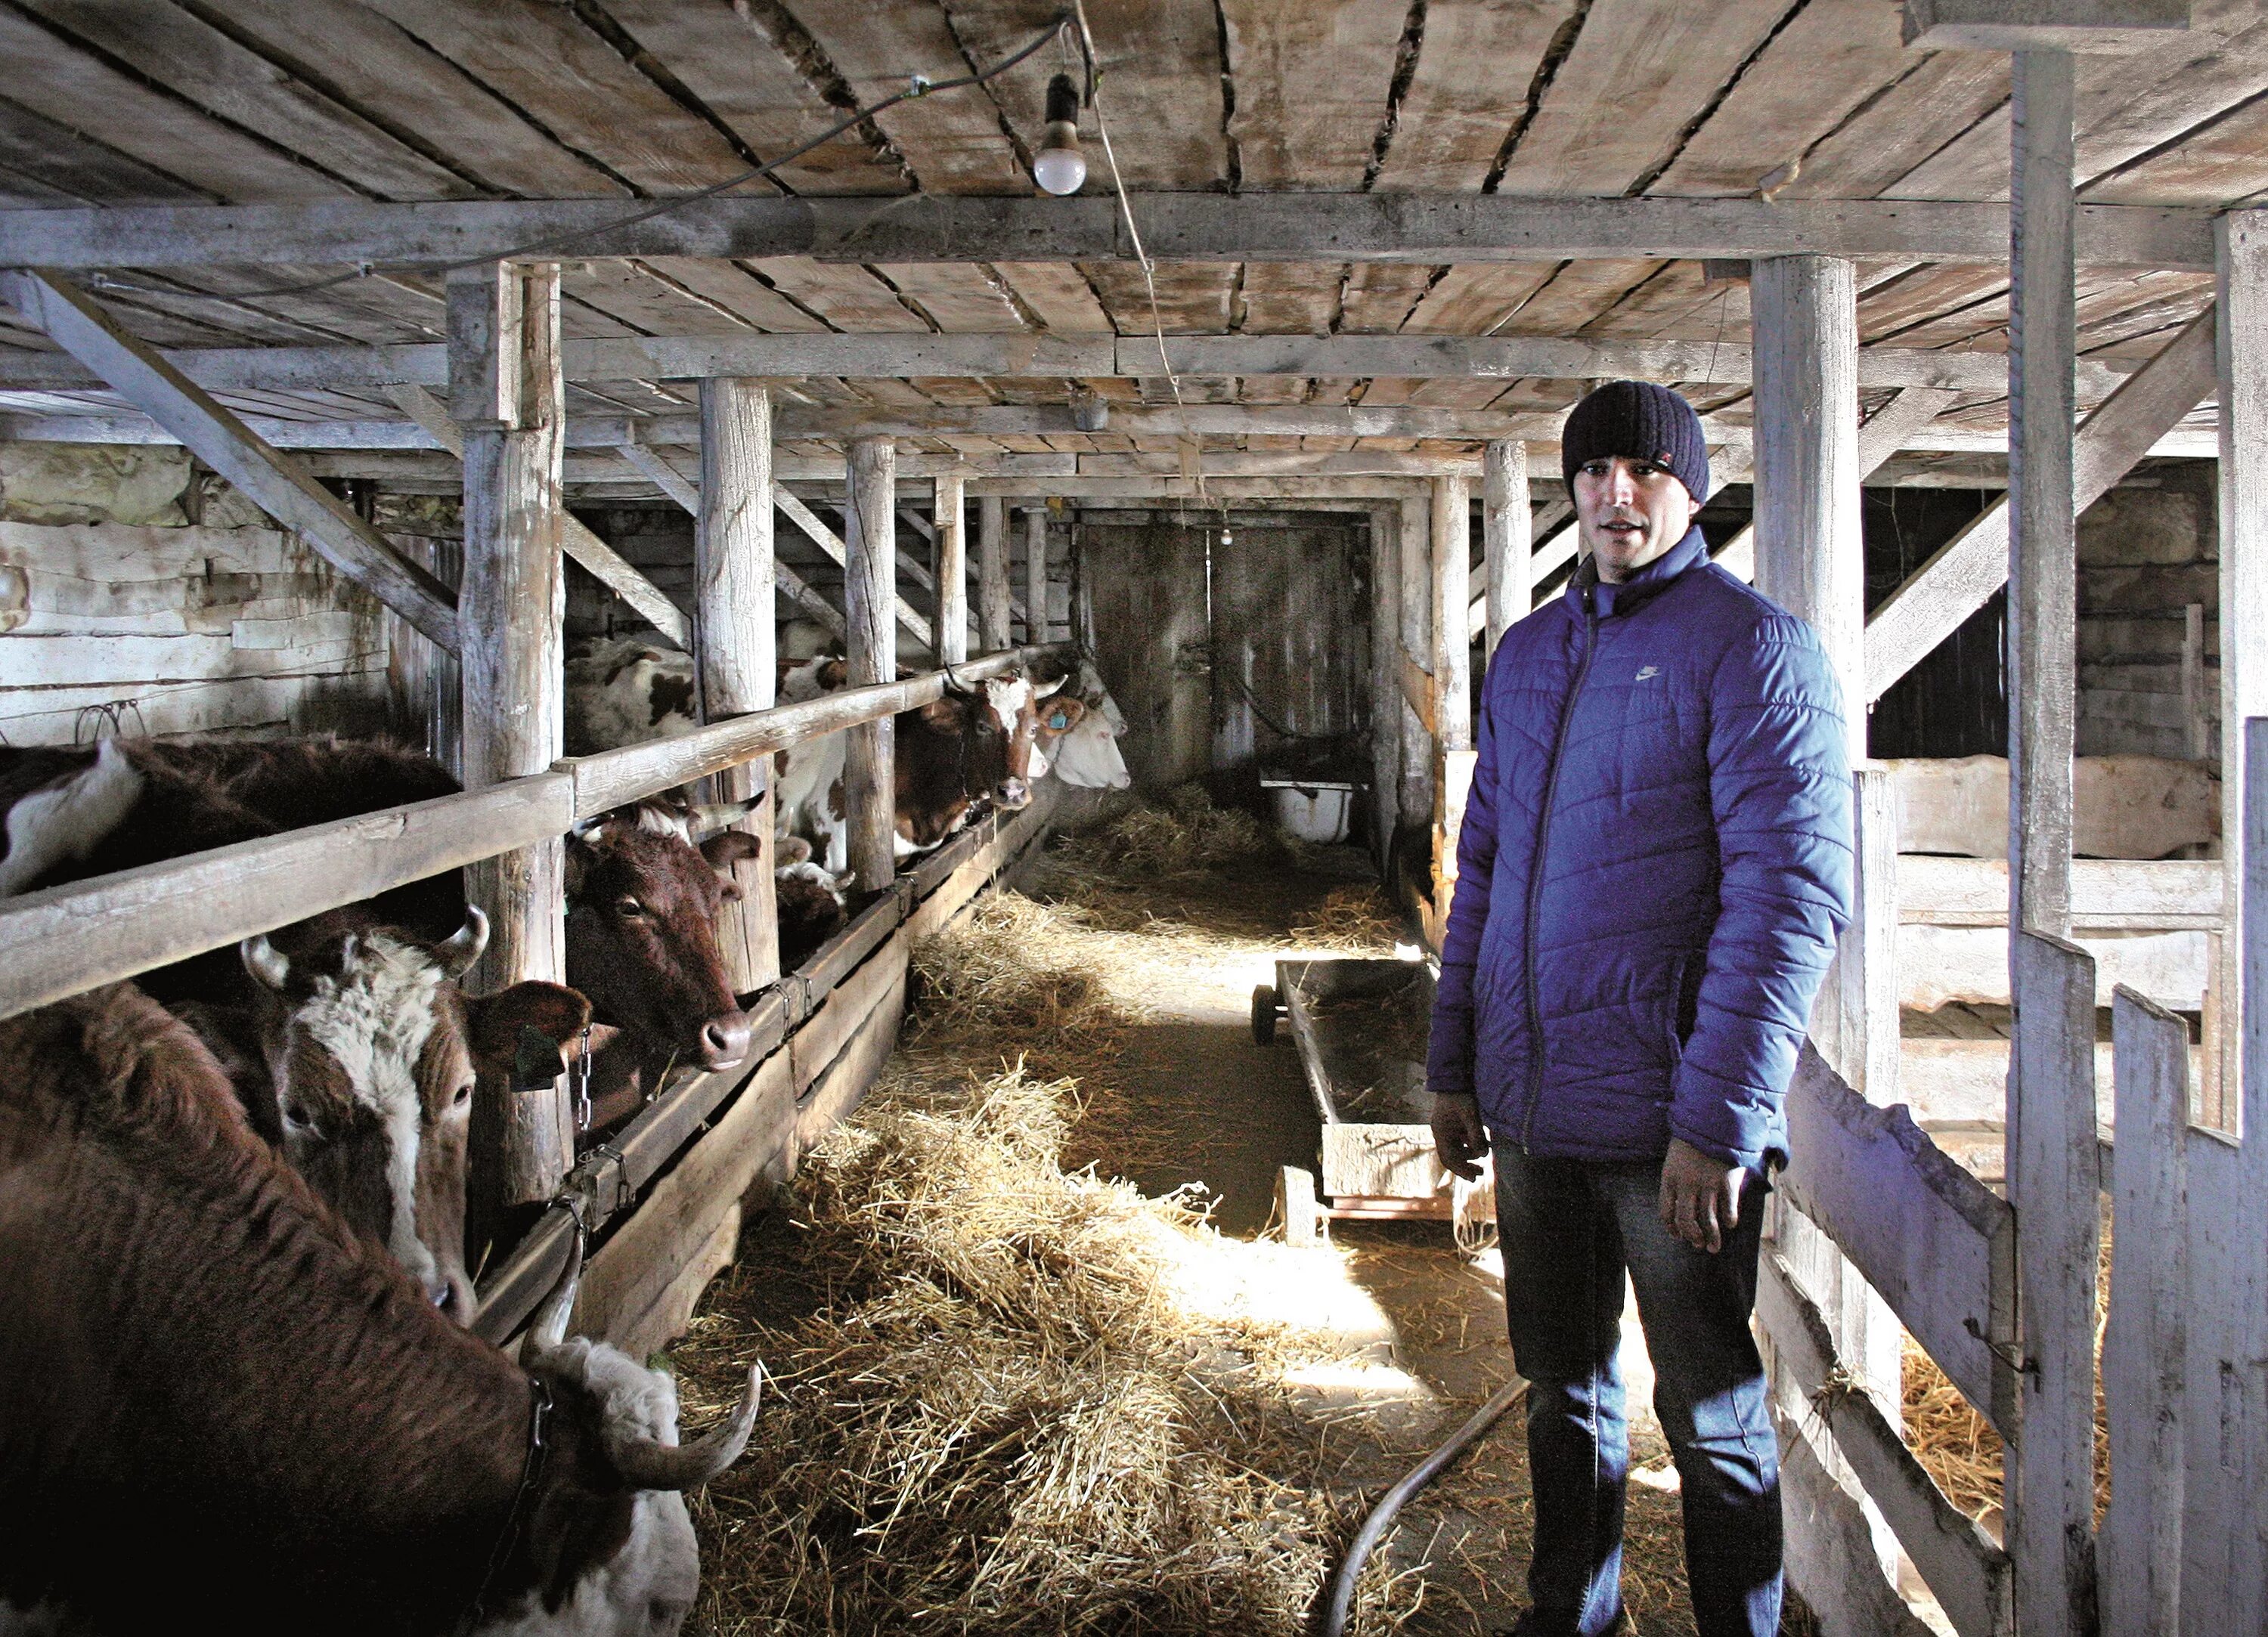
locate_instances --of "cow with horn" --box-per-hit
[0,982,759,1635]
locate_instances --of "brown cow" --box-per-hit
[0,983,757,1634]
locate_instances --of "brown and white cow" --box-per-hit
[0,983,757,1635]
[0,740,584,1321]
[772,837,850,972]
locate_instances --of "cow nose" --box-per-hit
[996,779,1031,809]
[699,1011,752,1070]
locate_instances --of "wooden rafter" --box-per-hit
[0,268,460,654]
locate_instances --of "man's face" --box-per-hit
[1572,454,1698,583]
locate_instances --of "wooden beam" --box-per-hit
[842,437,897,891]
[1904,0,2192,51]
[934,474,968,667]
[389,383,690,650]
[614,437,701,515]
[0,193,2208,271]
[977,495,1012,652]
[1758,1247,2014,1637]
[696,377,776,994]
[0,269,457,653]
[1368,501,1402,869]
[1482,440,1529,655]
[2212,212,2268,1125]
[0,331,2143,397]
[1431,473,1473,909]
[2009,48,2081,945]
[1864,303,2216,703]
[1023,505,1049,645]
[775,487,931,648]
[1396,494,1435,858]
[451,259,569,1204]
[2101,986,2189,1637]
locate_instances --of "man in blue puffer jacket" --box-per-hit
[1428,381,1854,1637]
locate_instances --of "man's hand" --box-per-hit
[1431,1093,1489,1182]
[1658,1137,1745,1254]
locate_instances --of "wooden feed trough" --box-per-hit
[1253,957,1464,1243]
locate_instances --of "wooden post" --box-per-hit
[1397,492,1435,848]
[1432,475,1474,918]
[450,259,569,1202]
[1024,504,1049,644]
[978,494,1012,653]
[1368,502,1403,873]
[2102,985,2188,1637]
[843,436,897,890]
[2009,49,2079,944]
[935,472,968,665]
[1752,255,1865,757]
[2214,212,2267,1128]
[1483,439,1530,658]
[696,377,776,993]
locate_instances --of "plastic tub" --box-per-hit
[1260,778,1359,845]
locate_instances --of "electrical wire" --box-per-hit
[1070,0,1205,506]
[87,16,1076,304]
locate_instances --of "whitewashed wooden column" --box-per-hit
[1483,440,1530,658]
[978,495,1012,653]
[449,259,569,1201]
[696,377,776,992]
[1431,475,1474,919]
[2214,211,2268,1128]
[1752,250,1907,1593]
[1368,502,1404,871]
[1024,504,1049,644]
[1397,491,1435,846]
[2006,48,2099,1637]
[935,472,968,665]
[843,437,898,890]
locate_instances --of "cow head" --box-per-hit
[237,908,589,1324]
[492,1246,761,1635]
[565,804,762,1082]
[943,671,1064,812]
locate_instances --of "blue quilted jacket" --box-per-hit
[1427,526,1854,1171]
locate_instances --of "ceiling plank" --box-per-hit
[1369,0,1584,192]
[1218,0,1407,190]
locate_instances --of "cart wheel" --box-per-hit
[1278,1165,1321,1247]
[1250,984,1281,1046]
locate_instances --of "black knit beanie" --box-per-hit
[1560,379,1712,506]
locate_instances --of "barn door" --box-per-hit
[1206,516,1366,773]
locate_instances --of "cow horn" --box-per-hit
[520,1234,584,1369]
[1034,674,1066,698]
[437,907,489,977]
[686,800,754,837]
[241,934,290,992]
[606,1366,762,1492]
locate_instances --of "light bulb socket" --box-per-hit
[1045,72,1081,127]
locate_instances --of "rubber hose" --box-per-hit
[1318,1375,1529,1637]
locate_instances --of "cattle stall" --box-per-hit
[4,2,2268,1632]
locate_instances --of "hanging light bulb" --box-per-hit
[1033,72,1087,196]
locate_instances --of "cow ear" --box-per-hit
[919,695,966,730]
[1043,697,1087,735]
[465,982,590,1072]
[821,659,847,689]
[776,835,813,867]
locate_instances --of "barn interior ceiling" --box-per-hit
[0,0,2260,491]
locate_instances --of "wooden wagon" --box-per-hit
[1253,956,1477,1245]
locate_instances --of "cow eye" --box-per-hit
[615,896,646,918]
[453,1080,474,1107]
[284,1100,314,1132]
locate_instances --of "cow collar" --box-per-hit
[463,1375,555,1631]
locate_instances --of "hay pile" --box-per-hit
[675,1060,1416,1636]
[1288,884,1402,951]
[1056,784,1288,877]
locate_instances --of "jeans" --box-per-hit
[1492,1140,1782,1637]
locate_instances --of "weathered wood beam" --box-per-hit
[1023,505,1049,645]
[774,487,931,648]
[1482,440,1530,654]
[0,332,2137,396]
[1904,0,2191,51]
[1430,474,1474,919]
[934,473,968,667]
[696,376,776,992]
[977,496,1012,653]
[842,437,897,891]
[389,383,691,650]
[964,475,1433,500]
[451,259,569,1202]
[1862,303,2217,701]
[2213,211,2268,1124]
[1368,501,1402,869]
[0,269,457,652]
[614,437,701,514]
[0,193,2208,271]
